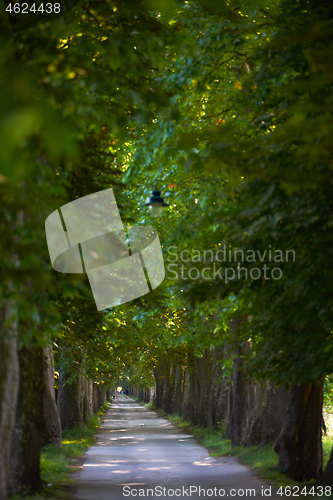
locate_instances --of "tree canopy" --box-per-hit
[1,0,333,405]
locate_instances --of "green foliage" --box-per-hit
[324,377,333,413]
[125,0,333,387]
[1,0,189,381]
[40,445,70,486]
[141,401,155,409]
[2,0,333,418]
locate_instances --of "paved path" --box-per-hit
[75,398,276,500]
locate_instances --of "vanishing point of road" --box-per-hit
[75,398,277,500]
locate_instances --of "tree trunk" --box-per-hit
[82,377,90,423]
[171,365,185,413]
[153,360,173,413]
[194,349,213,426]
[42,345,62,447]
[0,302,20,500]
[260,384,289,446]
[181,369,195,422]
[207,345,230,430]
[95,384,106,410]
[92,383,99,414]
[274,381,323,480]
[241,383,289,447]
[8,344,46,495]
[57,368,89,429]
[227,318,256,446]
[228,349,256,447]
[318,447,333,486]
[89,381,94,415]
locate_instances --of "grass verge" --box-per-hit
[9,401,110,500]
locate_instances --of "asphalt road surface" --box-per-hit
[75,398,277,500]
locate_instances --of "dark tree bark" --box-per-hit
[57,368,90,429]
[82,378,90,423]
[242,383,289,447]
[92,383,99,414]
[171,365,185,413]
[0,302,20,500]
[223,317,289,446]
[153,360,173,413]
[42,345,62,447]
[227,317,256,446]
[8,344,46,495]
[228,347,256,446]
[260,384,289,446]
[207,345,230,429]
[94,384,106,411]
[193,349,213,426]
[274,381,323,481]
[181,369,196,422]
[318,446,333,486]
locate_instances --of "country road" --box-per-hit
[75,398,278,500]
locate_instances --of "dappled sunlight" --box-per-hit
[77,399,269,494]
[118,483,147,486]
[146,467,175,471]
[62,438,89,446]
[111,470,133,473]
[83,464,126,467]
[104,429,128,433]
[192,462,214,467]
[109,436,136,439]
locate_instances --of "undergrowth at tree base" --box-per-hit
[9,401,111,500]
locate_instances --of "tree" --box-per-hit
[2,0,333,492]
[0,0,177,495]
[125,0,333,480]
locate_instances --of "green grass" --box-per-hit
[323,435,333,469]
[142,401,155,409]
[133,398,156,410]
[40,412,103,485]
[10,401,110,500]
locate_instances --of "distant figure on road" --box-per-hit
[125,389,129,396]
[322,417,327,437]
